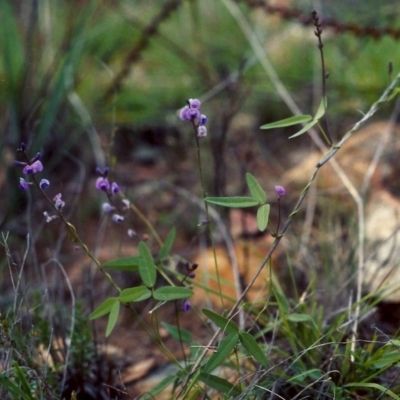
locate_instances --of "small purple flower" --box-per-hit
[96,177,110,192]
[96,166,109,177]
[19,178,31,190]
[199,114,207,125]
[111,182,120,194]
[179,106,190,121]
[43,211,57,223]
[127,229,137,238]
[188,99,201,109]
[53,193,65,210]
[197,126,207,138]
[23,160,43,175]
[112,214,124,223]
[275,185,286,198]
[102,202,115,213]
[181,300,191,312]
[188,273,196,279]
[39,179,50,190]
[30,152,41,163]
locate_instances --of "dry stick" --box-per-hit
[180,70,400,395]
[102,0,183,102]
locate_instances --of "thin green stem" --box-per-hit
[192,123,224,309]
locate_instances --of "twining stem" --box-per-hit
[192,123,225,309]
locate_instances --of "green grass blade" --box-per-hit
[260,114,312,129]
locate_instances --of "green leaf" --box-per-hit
[103,256,140,271]
[158,227,176,261]
[198,373,241,396]
[246,173,267,204]
[105,301,120,337]
[161,322,192,343]
[119,286,151,302]
[260,115,313,130]
[344,383,400,400]
[203,333,239,373]
[205,196,259,208]
[239,332,268,366]
[153,286,193,301]
[202,309,239,334]
[257,204,270,232]
[89,297,118,320]
[288,119,318,139]
[140,375,176,400]
[287,313,314,323]
[138,241,157,288]
[315,96,327,120]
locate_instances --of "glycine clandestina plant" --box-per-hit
[14,144,194,343]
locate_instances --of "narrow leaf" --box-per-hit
[314,96,327,120]
[260,115,312,129]
[158,227,176,260]
[119,286,151,302]
[344,383,400,400]
[202,309,239,334]
[205,196,259,208]
[89,297,118,320]
[153,286,193,301]
[103,256,140,271]
[203,333,239,373]
[289,119,318,139]
[161,322,192,343]
[246,173,267,204]
[239,332,268,366]
[198,373,241,396]
[140,375,176,400]
[105,301,120,337]
[257,204,270,231]
[139,241,157,288]
[287,313,314,323]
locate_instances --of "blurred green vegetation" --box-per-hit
[1,0,400,224]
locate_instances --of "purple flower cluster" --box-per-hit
[179,98,208,138]
[275,185,286,199]
[15,149,50,192]
[95,167,120,195]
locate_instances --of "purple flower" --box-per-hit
[112,214,124,223]
[96,166,109,177]
[102,202,115,213]
[275,185,286,198]
[197,126,207,138]
[188,99,201,109]
[43,211,57,223]
[39,179,50,190]
[111,182,120,194]
[53,193,65,210]
[181,300,191,312]
[127,229,137,238]
[179,106,190,121]
[19,178,31,190]
[96,177,110,192]
[23,160,43,175]
[199,114,207,125]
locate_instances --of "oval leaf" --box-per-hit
[205,196,259,208]
[202,308,239,334]
[246,173,267,204]
[153,286,193,301]
[89,297,118,320]
[260,114,312,130]
[139,241,157,288]
[203,333,239,374]
[103,256,140,271]
[239,332,268,366]
[120,286,151,303]
[105,301,120,337]
[257,204,270,232]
